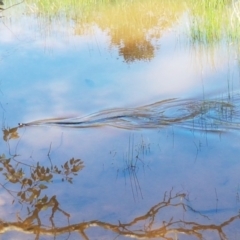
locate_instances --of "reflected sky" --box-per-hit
[0,17,239,128]
[1,1,240,239]
[1,126,240,239]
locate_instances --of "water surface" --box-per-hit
[0,1,240,239]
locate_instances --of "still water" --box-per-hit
[0,1,240,239]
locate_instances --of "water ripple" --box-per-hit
[19,97,240,132]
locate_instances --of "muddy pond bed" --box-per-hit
[1,0,240,239]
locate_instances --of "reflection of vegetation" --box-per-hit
[24,0,240,50]
[0,188,239,239]
[3,0,240,61]
[0,127,84,239]
[0,151,84,194]
[22,0,184,62]
[117,134,150,201]
[3,126,19,141]
[0,154,84,237]
[81,0,183,62]
[122,134,144,201]
[0,129,239,239]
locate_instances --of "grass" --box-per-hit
[186,0,240,45]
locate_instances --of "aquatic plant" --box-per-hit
[186,0,240,45]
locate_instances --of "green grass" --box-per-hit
[186,0,240,45]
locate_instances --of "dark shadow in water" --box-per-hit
[19,96,240,132]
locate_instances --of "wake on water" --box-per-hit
[18,96,240,132]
